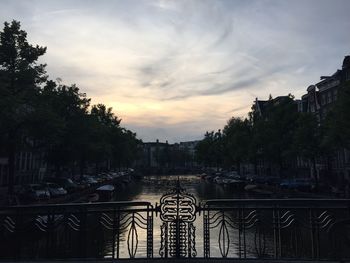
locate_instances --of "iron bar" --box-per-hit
[1,198,350,260]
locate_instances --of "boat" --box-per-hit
[244,184,258,191]
[87,193,99,202]
[213,176,225,184]
[223,178,246,190]
[96,185,115,201]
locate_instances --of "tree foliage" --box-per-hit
[222,117,251,171]
[324,81,350,149]
[0,20,141,191]
[195,130,223,169]
[196,84,350,179]
[0,20,47,193]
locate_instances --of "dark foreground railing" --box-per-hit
[1,197,350,260]
[0,201,154,260]
[202,199,350,260]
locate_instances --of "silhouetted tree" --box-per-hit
[293,113,322,182]
[0,20,46,193]
[324,81,350,149]
[251,95,299,176]
[195,130,223,170]
[223,117,251,173]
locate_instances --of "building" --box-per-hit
[136,140,200,174]
[252,95,301,177]
[139,140,170,168]
[0,150,47,187]
[254,95,298,117]
[179,140,199,167]
[301,56,350,185]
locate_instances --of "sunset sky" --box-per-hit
[1,0,349,142]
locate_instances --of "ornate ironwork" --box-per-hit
[202,199,350,260]
[0,201,154,260]
[1,191,350,261]
[158,178,198,258]
[3,216,15,233]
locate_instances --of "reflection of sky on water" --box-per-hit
[105,175,270,258]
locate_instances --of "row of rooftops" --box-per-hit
[255,55,350,116]
[144,56,350,143]
[308,55,349,92]
[143,139,200,148]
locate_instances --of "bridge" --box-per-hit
[1,181,350,261]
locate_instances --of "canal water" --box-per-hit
[109,175,269,258]
[5,175,341,260]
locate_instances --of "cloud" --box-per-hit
[1,0,349,142]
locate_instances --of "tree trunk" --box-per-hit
[79,159,85,177]
[55,164,61,178]
[312,157,318,191]
[236,159,241,174]
[7,141,15,195]
[253,156,258,175]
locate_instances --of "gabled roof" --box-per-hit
[343,55,350,69]
[255,96,293,116]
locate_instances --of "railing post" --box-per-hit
[16,211,23,261]
[238,207,242,258]
[146,205,153,258]
[165,222,168,258]
[273,205,278,259]
[116,207,120,259]
[203,209,210,258]
[309,208,315,259]
[242,207,246,258]
[46,210,55,259]
[315,209,320,259]
[111,208,116,259]
[277,208,282,258]
[78,206,87,258]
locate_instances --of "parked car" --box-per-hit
[280,178,315,192]
[41,182,67,197]
[92,175,104,183]
[74,178,91,189]
[99,173,113,181]
[294,178,316,192]
[81,175,98,186]
[19,184,50,201]
[99,173,113,180]
[44,177,79,193]
[245,174,259,182]
[225,171,241,179]
[264,177,281,186]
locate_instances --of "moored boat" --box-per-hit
[96,184,115,201]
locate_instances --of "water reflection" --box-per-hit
[116,175,267,203]
[108,175,268,258]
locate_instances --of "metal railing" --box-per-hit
[202,199,350,260]
[0,201,154,260]
[1,196,350,260]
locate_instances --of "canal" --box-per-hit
[110,175,268,258]
[4,175,344,260]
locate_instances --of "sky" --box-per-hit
[1,0,349,143]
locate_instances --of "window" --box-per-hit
[327,92,332,103]
[21,152,26,171]
[321,93,326,105]
[310,104,315,112]
[333,89,338,101]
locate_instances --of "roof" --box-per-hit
[343,55,350,69]
[255,96,292,112]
